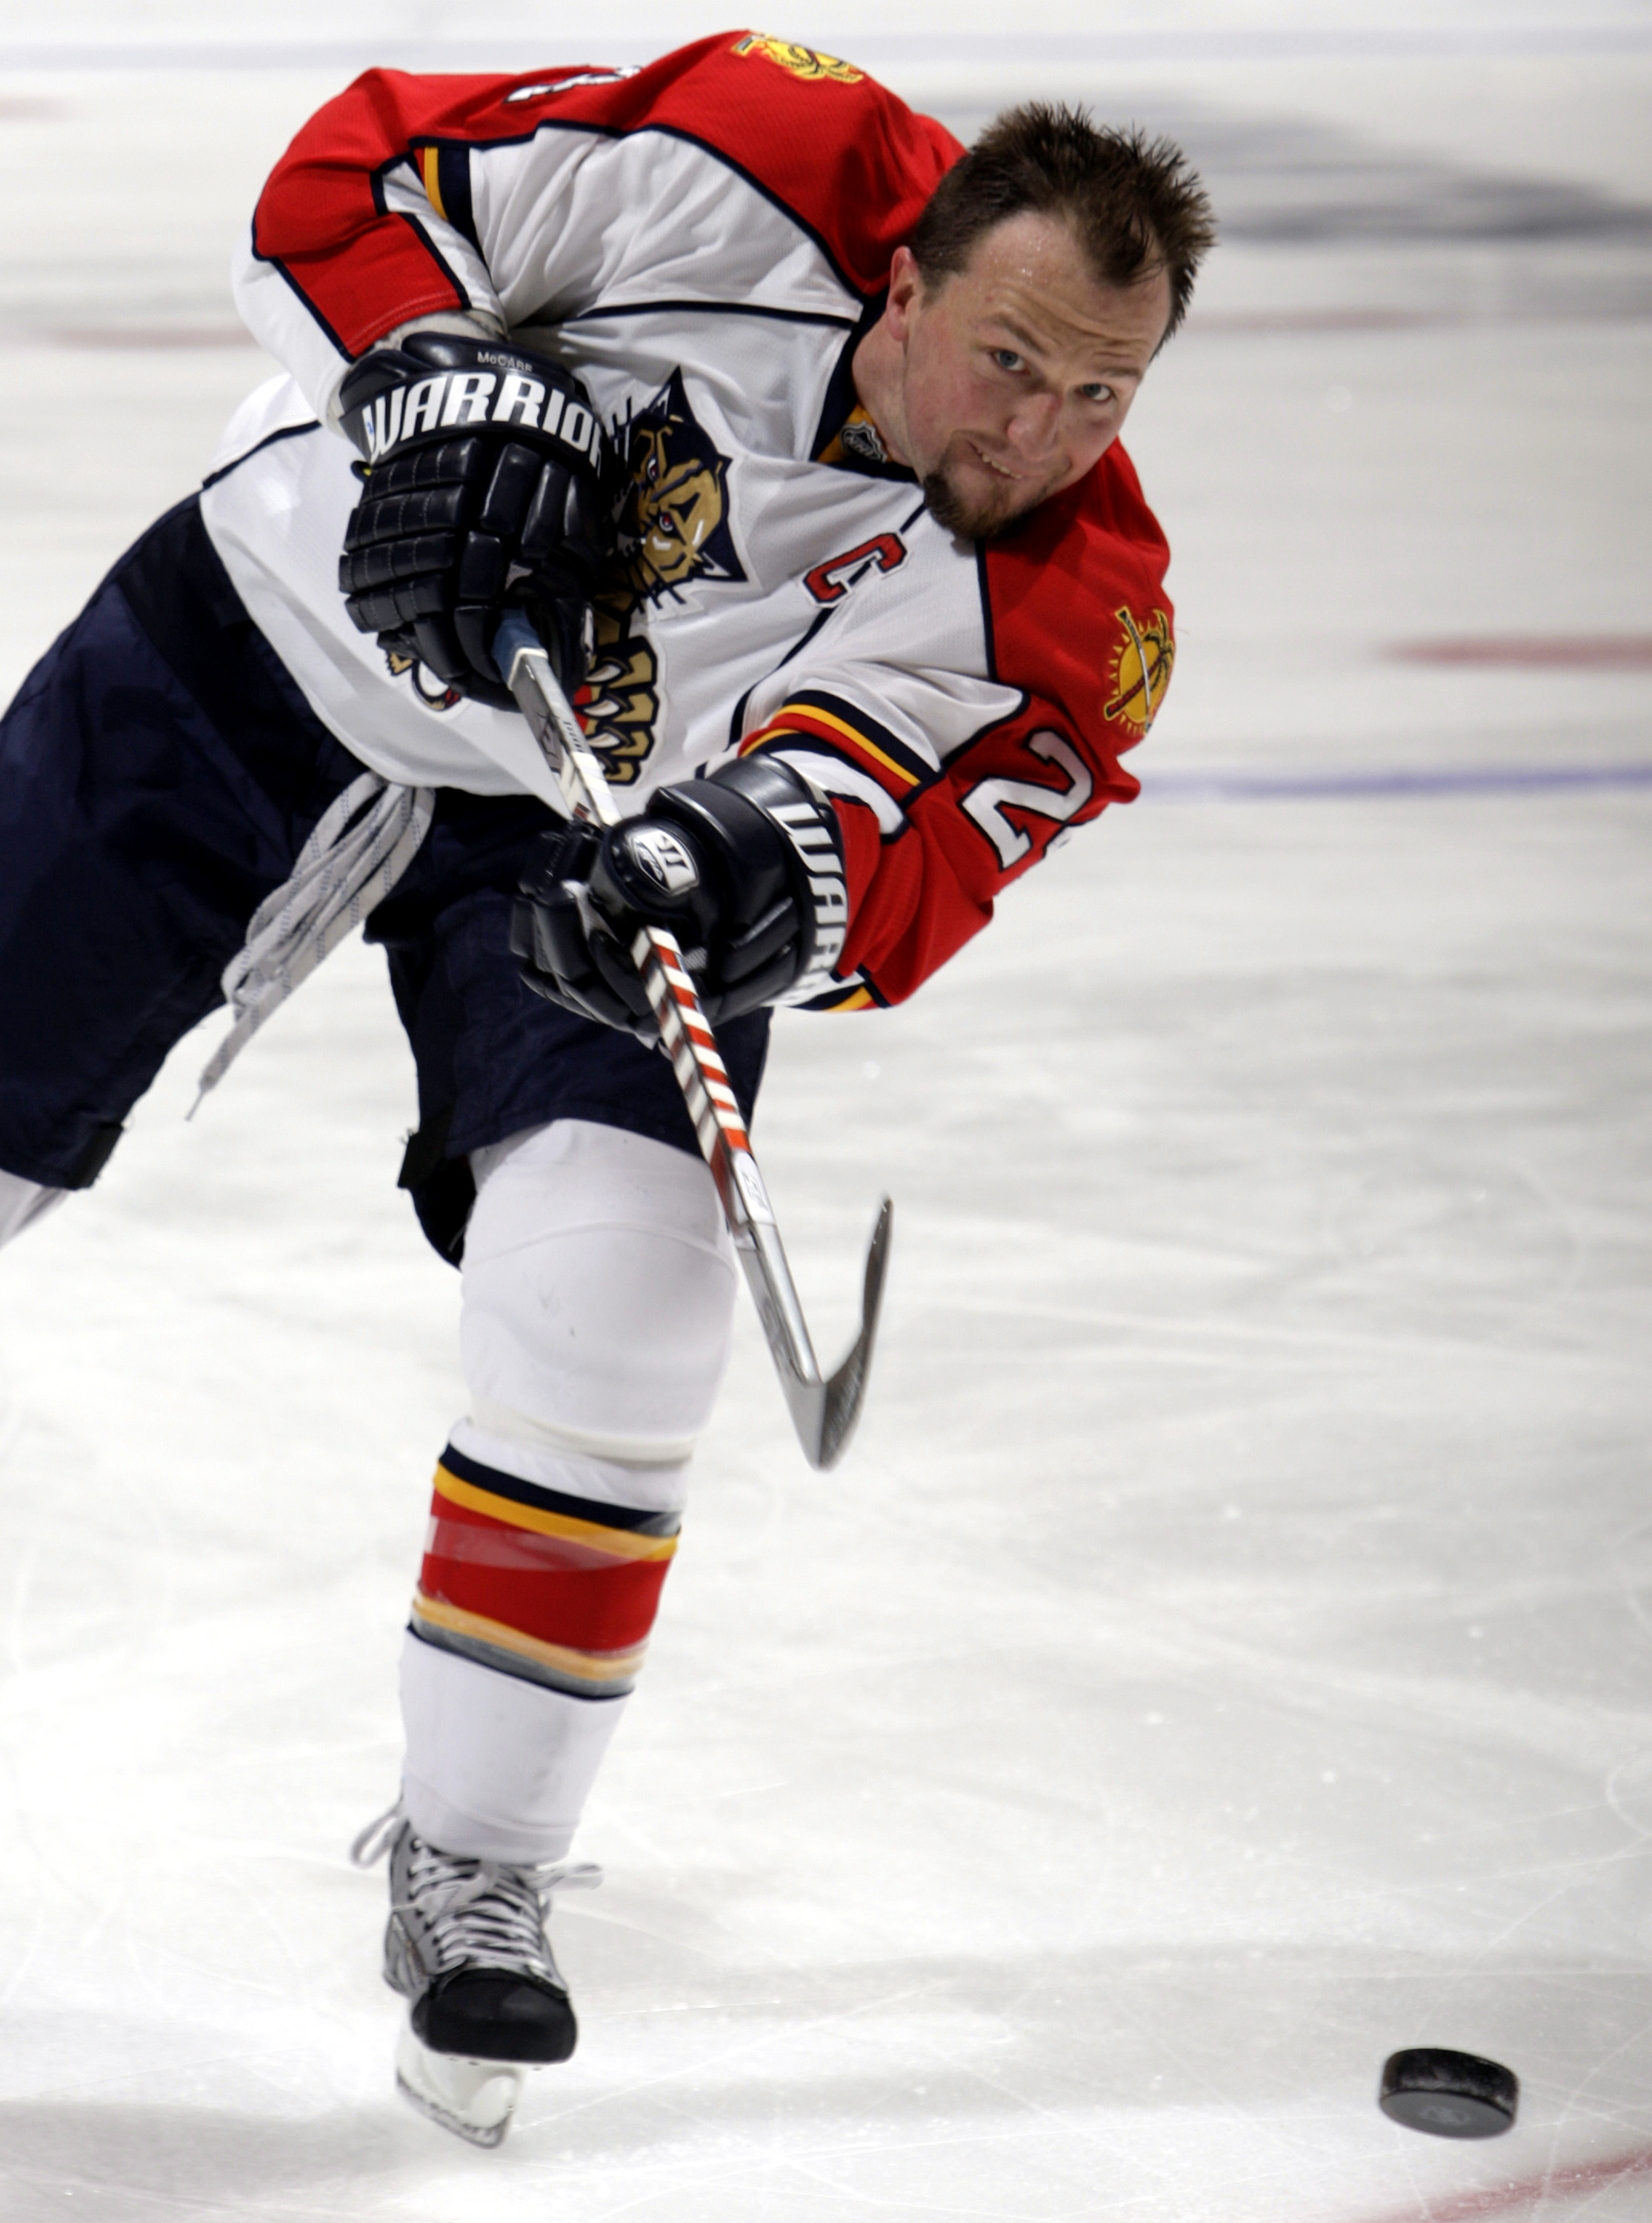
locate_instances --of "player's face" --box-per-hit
[885,213,1173,537]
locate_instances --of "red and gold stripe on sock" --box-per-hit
[409,1443,679,1699]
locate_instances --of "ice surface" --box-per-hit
[1,7,1651,2218]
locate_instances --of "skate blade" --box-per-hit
[395,2023,525,2148]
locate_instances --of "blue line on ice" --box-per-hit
[1144,762,1652,803]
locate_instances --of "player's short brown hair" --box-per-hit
[911,104,1216,343]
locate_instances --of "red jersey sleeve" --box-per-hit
[767,447,1174,1009]
[250,32,962,360]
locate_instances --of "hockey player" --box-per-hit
[0,33,1212,2143]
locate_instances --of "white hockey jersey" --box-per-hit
[204,30,1175,1009]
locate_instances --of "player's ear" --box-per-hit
[885,246,924,329]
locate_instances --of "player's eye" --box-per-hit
[1079,382,1115,404]
[991,349,1025,373]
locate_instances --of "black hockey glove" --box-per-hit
[510,757,849,1035]
[336,331,613,711]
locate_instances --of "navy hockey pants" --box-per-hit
[0,496,768,1258]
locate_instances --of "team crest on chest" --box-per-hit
[1103,606,1174,733]
[580,370,747,785]
[732,33,863,84]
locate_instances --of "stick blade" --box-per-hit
[783,1197,892,1470]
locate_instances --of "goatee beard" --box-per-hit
[920,463,1030,542]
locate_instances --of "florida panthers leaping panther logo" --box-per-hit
[578,370,747,785]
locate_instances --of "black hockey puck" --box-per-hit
[1379,2049,1518,2139]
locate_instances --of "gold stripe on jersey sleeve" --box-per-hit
[745,706,920,789]
[420,145,447,222]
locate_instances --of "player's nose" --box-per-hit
[1004,391,1063,459]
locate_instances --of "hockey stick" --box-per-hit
[493,611,891,1471]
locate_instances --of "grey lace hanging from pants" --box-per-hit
[193,772,436,1109]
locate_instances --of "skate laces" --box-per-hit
[350,1801,601,1980]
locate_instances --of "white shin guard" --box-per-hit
[399,1118,736,1864]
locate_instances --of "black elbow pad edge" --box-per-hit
[653,758,850,1000]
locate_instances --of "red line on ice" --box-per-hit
[1347,2142,1652,2222]
[1192,309,1448,333]
[1188,308,1652,334]
[12,324,261,350]
[1388,637,1652,670]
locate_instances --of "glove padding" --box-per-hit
[510,757,849,1035]
[336,331,613,710]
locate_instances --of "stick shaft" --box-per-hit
[495,618,825,1396]
[632,922,821,1384]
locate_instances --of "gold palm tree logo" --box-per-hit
[1104,607,1174,733]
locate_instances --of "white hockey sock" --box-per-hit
[399,1118,736,1865]
[399,1633,624,1865]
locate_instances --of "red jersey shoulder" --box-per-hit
[251,35,960,353]
[981,443,1175,759]
[450,31,964,297]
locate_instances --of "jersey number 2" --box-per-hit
[961,731,1094,868]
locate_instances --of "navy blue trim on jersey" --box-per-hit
[782,689,934,788]
[723,608,845,757]
[397,209,473,316]
[939,688,1040,785]
[200,416,321,491]
[434,141,481,251]
[373,153,473,322]
[776,611,837,668]
[248,215,351,359]
[771,609,838,681]
[975,541,998,682]
[810,292,887,459]
[757,733,938,827]
[560,296,859,331]
[750,691,944,827]
[745,731,930,827]
[437,1441,682,1535]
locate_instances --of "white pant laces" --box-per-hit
[350,1801,407,1870]
[190,773,435,1112]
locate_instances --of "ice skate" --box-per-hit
[352,1806,599,2147]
